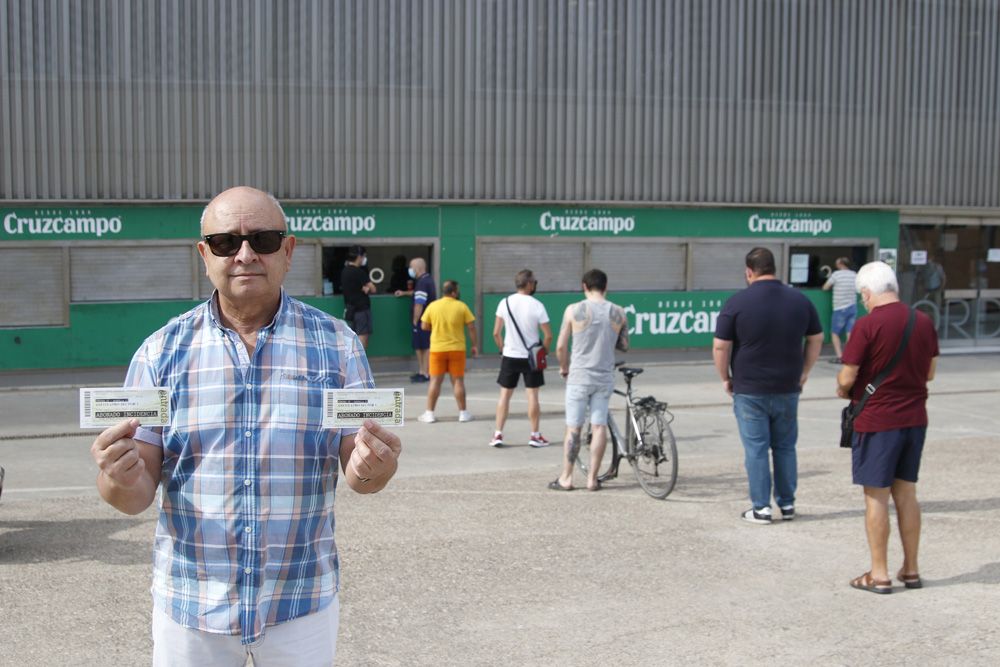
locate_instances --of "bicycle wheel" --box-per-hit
[629,410,678,499]
[576,420,616,479]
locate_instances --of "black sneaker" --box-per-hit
[780,505,795,521]
[741,507,773,524]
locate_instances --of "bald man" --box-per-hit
[395,256,436,382]
[89,187,401,665]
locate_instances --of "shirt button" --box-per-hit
[244,567,252,575]
[245,430,252,438]
[245,526,252,533]
[246,384,253,390]
[244,479,252,486]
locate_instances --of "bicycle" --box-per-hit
[576,365,678,499]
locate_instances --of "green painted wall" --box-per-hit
[482,289,839,355]
[0,202,895,371]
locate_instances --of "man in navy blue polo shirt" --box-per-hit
[713,247,824,524]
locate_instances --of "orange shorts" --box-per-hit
[429,350,467,377]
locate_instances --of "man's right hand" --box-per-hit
[91,419,146,488]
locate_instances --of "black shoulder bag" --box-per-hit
[840,307,916,448]
[505,298,547,371]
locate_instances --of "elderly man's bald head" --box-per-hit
[409,257,427,275]
[200,186,287,234]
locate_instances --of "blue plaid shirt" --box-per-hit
[127,291,373,644]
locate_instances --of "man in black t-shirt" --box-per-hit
[712,247,824,525]
[341,245,375,349]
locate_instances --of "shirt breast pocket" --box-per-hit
[271,372,341,427]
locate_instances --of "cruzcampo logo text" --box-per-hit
[748,213,832,236]
[623,298,724,336]
[539,209,636,235]
[3,210,123,238]
[286,208,376,235]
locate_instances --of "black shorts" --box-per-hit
[852,426,927,488]
[345,308,373,335]
[497,355,545,389]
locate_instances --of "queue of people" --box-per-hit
[86,193,940,666]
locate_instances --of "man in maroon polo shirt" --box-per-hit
[837,261,939,595]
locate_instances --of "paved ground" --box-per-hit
[1,351,999,665]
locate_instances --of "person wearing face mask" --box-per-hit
[395,257,435,382]
[490,269,553,448]
[837,261,939,595]
[341,245,375,349]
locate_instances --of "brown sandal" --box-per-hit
[850,571,892,594]
[897,570,923,589]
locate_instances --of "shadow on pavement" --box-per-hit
[926,562,1000,587]
[0,517,153,565]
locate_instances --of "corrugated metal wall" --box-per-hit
[1,0,998,206]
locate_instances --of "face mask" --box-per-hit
[361,257,368,267]
[408,267,417,279]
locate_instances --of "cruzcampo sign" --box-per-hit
[0,205,439,241]
[474,206,898,247]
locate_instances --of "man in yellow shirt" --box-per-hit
[417,280,479,423]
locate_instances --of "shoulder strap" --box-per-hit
[505,298,530,348]
[851,307,917,418]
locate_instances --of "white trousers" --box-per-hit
[151,596,339,667]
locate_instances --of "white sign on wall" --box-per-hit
[911,250,928,265]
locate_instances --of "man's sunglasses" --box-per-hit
[203,231,286,257]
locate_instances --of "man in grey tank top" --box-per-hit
[550,269,629,492]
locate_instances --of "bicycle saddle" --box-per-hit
[618,366,643,378]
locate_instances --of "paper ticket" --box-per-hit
[79,388,171,429]
[323,388,404,428]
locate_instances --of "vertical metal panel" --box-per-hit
[0,0,997,207]
[0,247,67,326]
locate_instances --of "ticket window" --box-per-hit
[788,245,872,288]
[322,244,434,296]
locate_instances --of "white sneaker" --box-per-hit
[458,410,474,422]
[528,433,551,448]
[741,507,773,524]
[417,411,437,423]
[489,432,504,447]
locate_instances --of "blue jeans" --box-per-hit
[733,393,800,509]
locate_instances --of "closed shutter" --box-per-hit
[71,246,193,302]
[589,242,686,291]
[691,242,784,290]
[197,241,319,298]
[480,241,585,293]
[0,248,67,326]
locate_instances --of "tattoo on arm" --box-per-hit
[566,430,582,465]
[610,306,625,326]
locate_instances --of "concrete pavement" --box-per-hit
[1,352,999,665]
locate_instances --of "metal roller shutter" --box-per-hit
[690,242,784,291]
[70,246,192,302]
[0,247,66,326]
[589,242,687,291]
[480,241,585,293]
[197,242,319,298]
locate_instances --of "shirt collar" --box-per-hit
[207,289,289,334]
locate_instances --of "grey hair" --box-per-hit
[199,189,288,234]
[855,261,899,295]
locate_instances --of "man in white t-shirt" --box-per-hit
[823,257,859,363]
[490,269,553,448]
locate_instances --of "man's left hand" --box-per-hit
[348,419,401,491]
